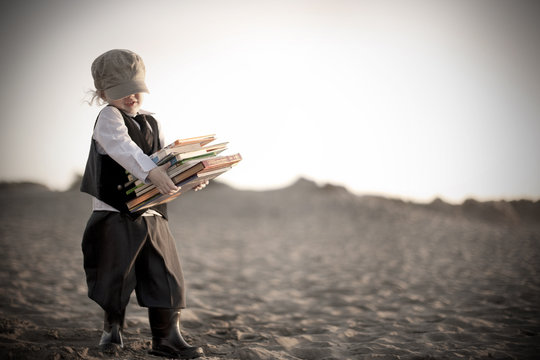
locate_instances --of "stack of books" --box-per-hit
[125,134,242,212]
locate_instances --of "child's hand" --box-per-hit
[194,180,209,192]
[148,163,179,195]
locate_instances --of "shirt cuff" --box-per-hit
[135,152,158,183]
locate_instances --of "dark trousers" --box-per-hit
[82,211,185,313]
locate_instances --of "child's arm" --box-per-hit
[94,107,177,194]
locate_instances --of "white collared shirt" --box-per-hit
[91,106,166,213]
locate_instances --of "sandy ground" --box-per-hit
[1,179,539,359]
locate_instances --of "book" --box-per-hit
[123,132,241,212]
[164,134,216,148]
[127,147,229,196]
[150,134,216,164]
[126,162,204,209]
[126,160,202,197]
[155,142,228,166]
[129,167,231,212]
[124,140,226,187]
[126,153,242,211]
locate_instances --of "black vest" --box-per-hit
[80,106,168,219]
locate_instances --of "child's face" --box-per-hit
[107,93,144,116]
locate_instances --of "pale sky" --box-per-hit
[1,0,539,203]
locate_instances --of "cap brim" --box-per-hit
[105,79,149,100]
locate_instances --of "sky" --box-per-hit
[1,0,539,203]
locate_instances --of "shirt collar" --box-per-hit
[137,109,154,116]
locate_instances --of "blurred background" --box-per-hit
[2,3,540,358]
[1,0,539,203]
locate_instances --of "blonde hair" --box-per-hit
[84,89,107,106]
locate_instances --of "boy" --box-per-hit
[80,49,205,359]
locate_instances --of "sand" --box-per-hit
[1,179,539,359]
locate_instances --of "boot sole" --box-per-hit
[149,347,204,359]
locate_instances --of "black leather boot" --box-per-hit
[98,309,125,350]
[148,308,204,359]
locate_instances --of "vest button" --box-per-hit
[117,184,123,191]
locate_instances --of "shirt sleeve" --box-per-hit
[93,106,157,183]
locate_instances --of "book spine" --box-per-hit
[150,150,169,164]
[126,182,146,195]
